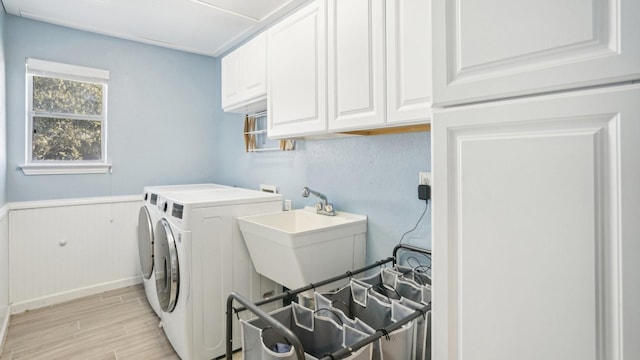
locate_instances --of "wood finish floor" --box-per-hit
[0,285,243,360]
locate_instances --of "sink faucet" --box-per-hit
[301,187,336,216]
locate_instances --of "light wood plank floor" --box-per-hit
[0,285,242,360]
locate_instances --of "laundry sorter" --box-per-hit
[226,244,432,360]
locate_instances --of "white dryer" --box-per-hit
[137,184,232,317]
[154,188,282,360]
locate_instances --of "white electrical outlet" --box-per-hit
[284,199,292,211]
[419,172,432,185]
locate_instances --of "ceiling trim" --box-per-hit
[188,0,260,22]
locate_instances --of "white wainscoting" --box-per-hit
[0,205,9,354]
[8,196,143,314]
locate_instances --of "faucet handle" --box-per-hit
[324,203,334,214]
[315,202,335,216]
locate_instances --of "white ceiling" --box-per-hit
[1,0,309,57]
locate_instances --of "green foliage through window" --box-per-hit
[33,76,103,115]
[30,75,105,162]
[33,117,102,161]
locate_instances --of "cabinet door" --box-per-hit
[267,0,327,139]
[240,32,267,104]
[432,84,640,360]
[386,0,432,125]
[222,34,268,113]
[432,0,640,106]
[221,50,240,110]
[327,0,385,130]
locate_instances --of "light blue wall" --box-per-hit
[0,5,8,344]
[210,60,432,264]
[2,14,432,263]
[5,16,218,202]
[0,8,6,206]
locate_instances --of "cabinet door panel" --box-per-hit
[221,51,240,109]
[432,85,640,360]
[240,32,267,102]
[328,0,385,130]
[221,33,267,112]
[433,0,640,106]
[386,0,432,124]
[268,0,327,138]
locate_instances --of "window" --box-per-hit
[21,59,110,175]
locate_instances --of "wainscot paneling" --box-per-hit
[0,205,9,353]
[8,196,143,313]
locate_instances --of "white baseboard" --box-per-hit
[0,304,10,355]
[10,276,142,315]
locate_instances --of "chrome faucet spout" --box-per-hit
[301,187,335,216]
[302,187,327,204]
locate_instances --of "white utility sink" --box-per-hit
[238,207,367,290]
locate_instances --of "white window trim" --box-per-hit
[20,58,111,175]
[20,163,112,175]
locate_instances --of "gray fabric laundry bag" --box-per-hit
[361,267,431,305]
[394,264,431,287]
[359,268,432,360]
[241,302,372,360]
[315,279,417,360]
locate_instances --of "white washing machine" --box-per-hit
[154,188,282,360]
[137,184,232,317]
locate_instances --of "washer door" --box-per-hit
[154,218,180,313]
[137,206,154,279]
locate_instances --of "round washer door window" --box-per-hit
[154,218,180,312]
[137,206,154,279]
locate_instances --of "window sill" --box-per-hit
[20,163,112,175]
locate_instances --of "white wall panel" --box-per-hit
[8,197,142,313]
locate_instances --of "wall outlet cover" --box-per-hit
[419,172,432,185]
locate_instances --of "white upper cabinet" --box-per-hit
[267,0,328,139]
[386,0,432,125]
[221,50,241,110]
[221,32,267,113]
[265,0,431,137]
[328,0,432,131]
[327,0,385,131]
[432,0,640,106]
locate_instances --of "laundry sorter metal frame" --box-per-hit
[225,243,432,360]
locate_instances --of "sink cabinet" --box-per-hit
[221,32,267,113]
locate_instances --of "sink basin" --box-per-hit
[238,207,367,290]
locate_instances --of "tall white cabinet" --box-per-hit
[433,85,640,360]
[432,0,640,106]
[432,1,640,359]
